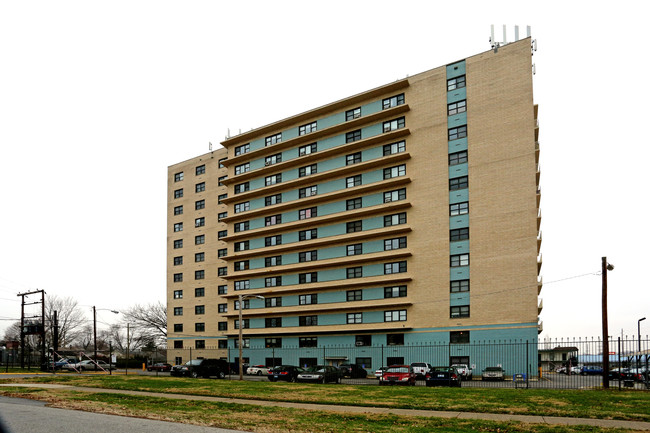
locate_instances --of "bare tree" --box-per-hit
[45,295,87,347]
[121,302,166,347]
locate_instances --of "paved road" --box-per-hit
[0,396,248,433]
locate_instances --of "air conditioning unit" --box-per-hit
[355,342,363,346]
[264,161,271,166]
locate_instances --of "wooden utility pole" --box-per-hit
[602,257,612,390]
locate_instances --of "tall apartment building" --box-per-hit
[167,38,542,371]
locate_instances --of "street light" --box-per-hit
[601,257,614,389]
[638,317,646,372]
[93,306,119,370]
[238,294,264,380]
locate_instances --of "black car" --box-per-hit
[170,359,229,378]
[268,365,305,382]
[296,365,341,384]
[425,366,462,387]
[338,364,369,379]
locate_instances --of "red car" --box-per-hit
[147,362,172,372]
[378,365,416,386]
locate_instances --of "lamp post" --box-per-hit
[601,257,614,389]
[238,294,264,380]
[93,306,119,370]
[638,317,646,372]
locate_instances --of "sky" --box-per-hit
[0,1,648,342]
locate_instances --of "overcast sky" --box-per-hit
[0,1,648,342]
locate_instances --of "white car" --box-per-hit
[246,365,270,376]
[451,363,473,380]
[65,360,114,371]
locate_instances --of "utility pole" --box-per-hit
[52,310,59,362]
[602,257,614,390]
[17,289,46,369]
[93,306,97,370]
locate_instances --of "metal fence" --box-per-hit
[168,336,650,390]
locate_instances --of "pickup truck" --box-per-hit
[451,363,473,380]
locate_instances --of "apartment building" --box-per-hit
[167,38,542,371]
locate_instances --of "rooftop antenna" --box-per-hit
[490,25,533,53]
[209,142,213,151]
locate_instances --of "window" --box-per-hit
[195,252,205,262]
[298,207,317,220]
[265,338,282,348]
[383,117,405,133]
[346,130,361,143]
[347,267,362,279]
[195,200,204,210]
[218,193,227,203]
[234,202,250,213]
[265,214,281,226]
[265,173,282,186]
[265,235,282,246]
[347,312,362,324]
[299,229,317,241]
[346,107,361,121]
[346,290,362,301]
[234,241,249,252]
[299,294,318,305]
[299,121,317,135]
[450,202,469,216]
[299,315,318,326]
[265,256,282,267]
[174,188,183,199]
[447,75,466,91]
[217,285,227,295]
[173,307,183,316]
[449,176,468,191]
[384,286,407,298]
[346,152,361,165]
[217,267,227,276]
[173,340,183,349]
[299,272,317,283]
[384,310,407,322]
[195,217,205,227]
[234,221,249,232]
[218,303,227,313]
[174,172,184,182]
[218,212,227,220]
[234,280,250,291]
[299,143,317,156]
[234,143,250,156]
[218,176,227,186]
[387,334,404,346]
[218,321,227,331]
[265,297,282,307]
[265,153,282,166]
[382,93,404,109]
[383,188,406,203]
[173,290,183,299]
[234,319,249,329]
[450,330,470,344]
[384,212,406,227]
[448,100,466,115]
[449,151,468,166]
[195,270,205,280]
[195,305,205,315]
[218,230,227,238]
[346,220,362,233]
[298,164,317,177]
[383,164,406,179]
[265,276,282,287]
[346,175,361,188]
[174,239,183,249]
[384,261,407,274]
[217,248,226,258]
[174,222,183,232]
[195,182,205,193]
[383,140,406,156]
[174,205,183,215]
[234,299,249,311]
[234,182,250,194]
[299,337,317,348]
[194,340,206,350]
[450,254,469,267]
[450,279,470,293]
[234,163,250,175]
[355,335,371,347]
[299,185,318,198]
[234,260,249,271]
[265,317,282,328]
[346,198,362,210]
[384,237,407,250]
[195,323,205,332]
[451,305,470,318]
[195,287,205,297]
[173,273,183,282]
[448,125,467,140]
[195,234,205,245]
[174,324,183,332]
[299,250,317,262]
[234,338,249,348]
[265,194,282,206]
[347,243,362,256]
[173,256,183,266]
[265,133,282,146]
[450,228,469,241]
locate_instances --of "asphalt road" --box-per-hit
[0,396,248,433]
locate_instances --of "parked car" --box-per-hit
[229,362,249,375]
[65,360,114,371]
[338,364,368,379]
[170,359,229,378]
[378,365,416,386]
[147,362,172,372]
[425,366,462,387]
[51,358,77,370]
[268,365,305,382]
[580,366,603,376]
[374,366,389,379]
[247,365,271,376]
[481,366,505,381]
[451,363,473,380]
[410,362,433,379]
[296,365,341,384]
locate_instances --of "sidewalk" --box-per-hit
[2,383,650,431]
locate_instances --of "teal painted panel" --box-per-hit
[364,100,383,115]
[363,123,383,138]
[320,313,345,326]
[450,266,469,280]
[318,134,345,152]
[282,295,299,307]
[449,214,469,229]
[317,179,341,195]
[363,192,385,207]
[363,287,385,300]
[448,137,468,153]
[363,169,384,184]
[321,155,345,171]
[318,268,347,281]
[364,216,385,231]
[319,245,345,260]
[365,263,385,277]
[319,291,343,303]
[283,316,298,327]
[249,318,264,329]
[283,231,299,243]
[249,257,264,269]
[364,146,384,160]
[284,128,299,141]
[450,240,469,254]
[363,310,384,323]
[364,240,384,254]
[449,188,468,204]
[450,292,470,306]
[446,61,466,78]
[447,87,466,104]
[318,112,345,129]
[319,200,346,215]
[449,162,467,178]
[447,113,467,128]
[319,222,345,238]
